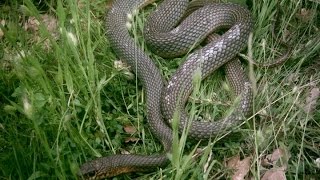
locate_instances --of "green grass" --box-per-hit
[0,0,319,179]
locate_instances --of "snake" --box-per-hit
[78,0,253,179]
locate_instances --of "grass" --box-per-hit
[0,0,319,179]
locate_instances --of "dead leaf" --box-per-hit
[123,125,139,143]
[77,0,85,9]
[261,167,286,180]
[202,149,212,174]
[23,14,59,50]
[106,0,113,9]
[227,155,240,168]
[304,87,320,114]
[0,28,3,39]
[315,158,320,168]
[120,149,130,155]
[41,14,58,36]
[296,8,316,23]
[0,19,4,39]
[24,16,40,32]
[285,73,300,85]
[259,148,290,179]
[261,148,287,167]
[226,155,251,180]
[124,137,140,143]
[0,19,5,26]
[123,125,137,135]
[192,148,205,159]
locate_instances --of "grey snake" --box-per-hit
[79,0,253,179]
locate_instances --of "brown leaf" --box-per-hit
[0,19,4,39]
[106,0,113,9]
[260,148,290,179]
[261,148,286,167]
[123,125,137,135]
[315,158,320,168]
[120,149,130,155]
[202,149,212,174]
[0,28,3,39]
[124,137,140,143]
[123,126,139,143]
[41,14,58,36]
[261,167,286,180]
[296,8,316,23]
[23,14,58,50]
[226,155,251,180]
[227,155,240,169]
[77,0,85,9]
[24,16,40,32]
[194,148,205,157]
[304,87,320,114]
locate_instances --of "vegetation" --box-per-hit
[0,0,319,179]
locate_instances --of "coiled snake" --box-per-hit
[79,0,253,179]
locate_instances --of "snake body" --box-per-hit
[79,0,253,179]
[144,2,253,139]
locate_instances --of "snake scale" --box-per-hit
[79,0,253,179]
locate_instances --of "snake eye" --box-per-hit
[87,171,97,177]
